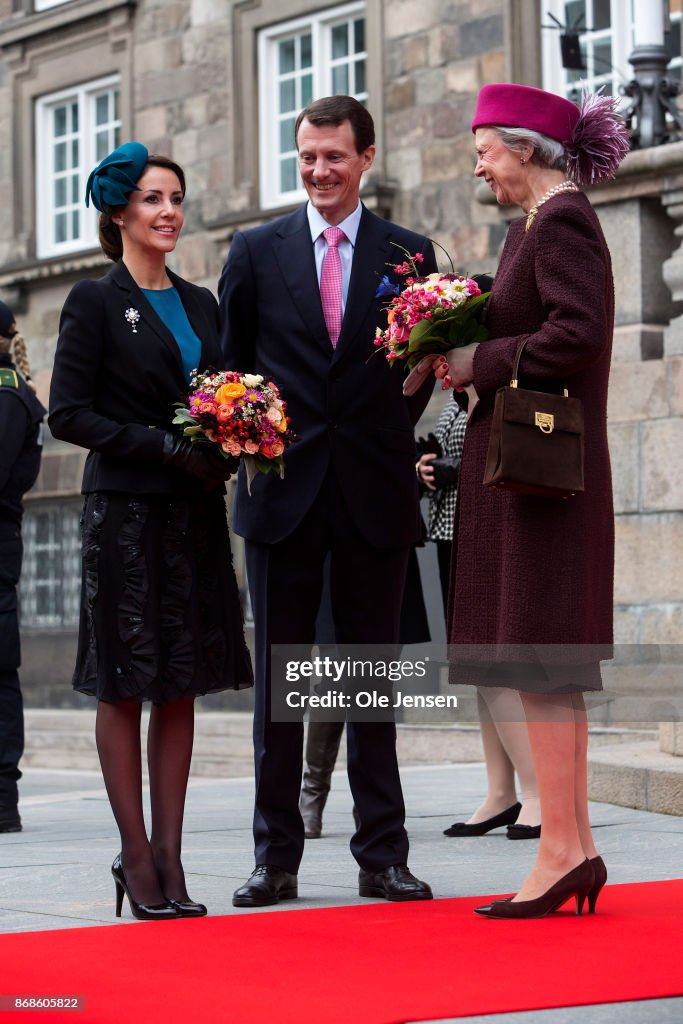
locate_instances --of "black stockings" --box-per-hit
[95,697,195,904]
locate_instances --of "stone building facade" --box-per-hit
[0,0,681,704]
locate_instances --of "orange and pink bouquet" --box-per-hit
[173,370,293,491]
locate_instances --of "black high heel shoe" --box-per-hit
[112,855,179,921]
[443,802,521,837]
[587,855,607,914]
[166,897,207,918]
[474,859,595,919]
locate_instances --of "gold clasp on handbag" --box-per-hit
[535,411,554,433]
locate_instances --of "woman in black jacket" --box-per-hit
[49,143,253,920]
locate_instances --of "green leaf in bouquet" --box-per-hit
[183,425,204,436]
[172,408,195,426]
[408,318,437,343]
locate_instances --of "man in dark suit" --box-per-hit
[219,96,437,907]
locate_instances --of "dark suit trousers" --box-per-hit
[245,469,411,874]
[0,524,23,808]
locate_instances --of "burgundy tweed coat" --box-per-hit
[448,192,614,681]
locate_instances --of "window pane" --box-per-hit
[332,64,349,95]
[54,141,66,172]
[55,212,67,243]
[114,125,121,148]
[332,23,349,59]
[354,18,365,54]
[666,20,681,61]
[54,178,67,208]
[72,102,79,133]
[54,106,67,137]
[564,1,585,29]
[114,89,120,121]
[593,0,610,31]
[594,39,612,76]
[71,176,79,203]
[300,32,312,69]
[96,131,109,161]
[72,211,80,237]
[279,38,295,74]
[279,117,295,153]
[279,78,296,114]
[354,59,366,95]
[95,93,109,126]
[280,156,297,193]
[301,73,313,108]
[71,139,79,166]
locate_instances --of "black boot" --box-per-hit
[299,720,344,838]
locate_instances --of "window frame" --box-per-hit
[258,1,367,211]
[20,501,82,631]
[35,74,121,260]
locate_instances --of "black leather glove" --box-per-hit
[161,433,237,485]
[431,454,461,488]
[415,432,443,457]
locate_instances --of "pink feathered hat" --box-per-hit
[471,83,631,185]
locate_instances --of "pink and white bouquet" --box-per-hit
[374,247,489,370]
[173,369,293,492]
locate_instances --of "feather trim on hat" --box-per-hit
[565,91,631,186]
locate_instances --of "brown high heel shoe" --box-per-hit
[587,855,607,914]
[474,859,595,919]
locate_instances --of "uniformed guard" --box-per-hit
[0,300,45,833]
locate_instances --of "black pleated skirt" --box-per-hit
[74,491,253,703]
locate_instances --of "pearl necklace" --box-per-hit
[525,180,579,231]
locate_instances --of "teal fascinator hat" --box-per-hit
[84,141,149,212]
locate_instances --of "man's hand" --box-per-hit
[416,452,438,491]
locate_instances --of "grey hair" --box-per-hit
[494,126,567,171]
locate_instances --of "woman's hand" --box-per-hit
[416,452,438,491]
[403,343,479,396]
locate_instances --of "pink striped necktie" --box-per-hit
[320,226,345,347]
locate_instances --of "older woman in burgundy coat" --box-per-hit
[406,84,630,919]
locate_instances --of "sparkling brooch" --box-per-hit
[124,307,141,333]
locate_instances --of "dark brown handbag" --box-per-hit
[482,337,584,498]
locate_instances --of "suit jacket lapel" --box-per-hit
[273,207,331,355]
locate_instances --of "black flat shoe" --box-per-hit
[443,802,521,837]
[507,823,541,840]
[358,864,433,902]
[232,865,298,907]
[474,859,595,919]
[167,898,207,917]
[112,854,179,921]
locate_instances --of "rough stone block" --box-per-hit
[669,356,683,415]
[433,101,471,138]
[386,77,416,114]
[612,325,664,363]
[480,50,507,82]
[641,418,683,511]
[460,15,503,56]
[613,605,642,644]
[175,235,209,283]
[607,360,668,422]
[587,762,647,808]
[384,0,443,39]
[660,722,683,755]
[646,769,683,814]
[615,514,683,603]
[446,60,480,95]
[386,107,434,149]
[392,147,423,191]
[415,68,446,106]
[428,25,460,66]
[134,105,168,145]
[135,37,182,73]
[191,0,230,26]
[402,34,429,72]
[608,421,640,514]
[421,141,462,183]
[640,603,683,644]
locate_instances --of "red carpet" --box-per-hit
[1,880,682,1023]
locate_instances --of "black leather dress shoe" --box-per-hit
[232,865,298,907]
[358,864,433,902]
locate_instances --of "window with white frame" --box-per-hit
[258,2,367,209]
[20,503,81,629]
[542,1,682,101]
[35,76,121,259]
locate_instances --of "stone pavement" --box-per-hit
[1,761,682,1023]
